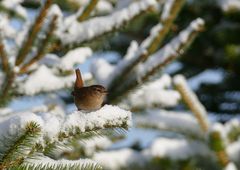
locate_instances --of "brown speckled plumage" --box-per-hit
[72,69,107,111]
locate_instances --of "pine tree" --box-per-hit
[0,0,239,169]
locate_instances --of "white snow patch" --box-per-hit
[135,109,203,137]
[126,75,181,109]
[143,138,210,160]
[63,105,132,132]
[58,47,92,70]
[93,148,144,169]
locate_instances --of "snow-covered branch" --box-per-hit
[0,105,132,169]
[135,110,204,139]
[58,0,160,48]
[106,18,205,103]
[173,74,209,132]
[122,75,181,110]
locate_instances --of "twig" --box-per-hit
[0,34,10,73]
[77,0,99,22]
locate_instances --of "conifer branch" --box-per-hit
[107,18,204,103]
[77,0,99,22]
[107,0,185,92]
[58,0,159,51]
[0,34,10,74]
[19,15,58,74]
[0,122,41,169]
[173,75,209,132]
[15,0,53,66]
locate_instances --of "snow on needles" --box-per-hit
[143,138,210,160]
[0,105,132,143]
[59,0,158,45]
[125,74,181,109]
[135,110,203,138]
[137,18,204,77]
[58,47,92,70]
[18,65,91,95]
[93,148,145,170]
[63,105,132,132]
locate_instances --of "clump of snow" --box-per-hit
[58,47,92,70]
[0,112,43,139]
[227,139,240,162]
[0,15,17,39]
[125,75,181,109]
[18,65,91,95]
[218,0,240,12]
[1,0,27,19]
[143,138,210,160]
[91,58,114,86]
[224,162,238,170]
[79,136,112,156]
[161,0,174,21]
[135,109,203,137]
[93,148,145,169]
[124,41,139,60]
[96,0,113,14]
[63,105,132,132]
[225,119,240,138]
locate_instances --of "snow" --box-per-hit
[143,138,210,160]
[93,148,145,169]
[173,74,209,129]
[188,69,225,90]
[124,41,139,60]
[135,109,203,138]
[1,0,27,19]
[18,65,92,95]
[225,119,240,136]
[0,15,16,39]
[59,0,158,45]
[96,0,113,14]
[140,23,163,50]
[0,104,132,147]
[79,136,112,156]
[63,105,132,132]
[161,0,174,21]
[227,140,240,162]
[58,47,92,70]
[91,58,115,87]
[218,0,240,12]
[224,163,238,170]
[125,75,181,109]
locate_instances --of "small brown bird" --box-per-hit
[72,69,107,111]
